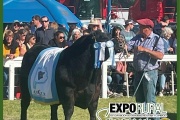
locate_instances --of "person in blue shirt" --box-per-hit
[126,18,164,120]
[121,19,136,42]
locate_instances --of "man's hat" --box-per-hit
[136,18,154,28]
[88,19,99,26]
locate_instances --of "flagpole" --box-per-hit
[105,0,111,33]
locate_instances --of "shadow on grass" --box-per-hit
[167,113,177,120]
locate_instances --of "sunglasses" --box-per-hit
[59,36,65,39]
[41,20,49,23]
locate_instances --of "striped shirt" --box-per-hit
[127,32,164,71]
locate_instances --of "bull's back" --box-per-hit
[20,44,50,85]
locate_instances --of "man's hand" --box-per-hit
[137,46,146,52]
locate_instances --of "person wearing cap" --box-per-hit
[126,18,164,119]
[120,19,136,42]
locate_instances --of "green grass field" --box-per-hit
[3,96,177,120]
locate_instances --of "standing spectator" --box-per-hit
[48,31,68,48]
[121,19,136,42]
[31,15,42,33]
[126,18,164,118]
[10,21,20,41]
[24,33,36,50]
[16,29,28,56]
[3,30,19,99]
[153,16,170,35]
[88,19,100,32]
[67,28,82,46]
[172,29,177,54]
[35,16,55,45]
[83,29,91,35]
[50,22,59,32]
[95,18,105,32]
[3,30,19,58]
[160,15,170,27]
[158,27,174,97]
[81,24,88,33]
[67,23,78,41]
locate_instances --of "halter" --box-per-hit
[93,40,116,68]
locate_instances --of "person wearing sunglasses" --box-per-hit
[35,16,55,45]
[48,31,68,48]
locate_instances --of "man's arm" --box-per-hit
[137,46,164,60]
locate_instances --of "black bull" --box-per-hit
[20,30,122,120]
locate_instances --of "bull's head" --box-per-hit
[91,30,125,68]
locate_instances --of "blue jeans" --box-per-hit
[134,70,159,120]
[107,75,112,92]
[3,68,9,99]
[134,70,158,103]
[113,73,123,84]
[111,73,124,93]
[158,74,166,92]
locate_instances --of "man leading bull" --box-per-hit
[126,18,164,120]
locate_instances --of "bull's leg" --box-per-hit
[50,104,59,120]
[62,87,75,120]
[88,100,98,120]
[20,89,31,120]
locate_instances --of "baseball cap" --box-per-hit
[136,18,154,28]
[125,19,135,25]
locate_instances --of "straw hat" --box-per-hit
[88,19,99,25]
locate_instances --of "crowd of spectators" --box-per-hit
[3,15,177,99]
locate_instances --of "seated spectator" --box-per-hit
[111,61,127,96]
[107,66,113,96]
[48,31,68,48]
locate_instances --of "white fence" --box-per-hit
[3,55,177,100]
